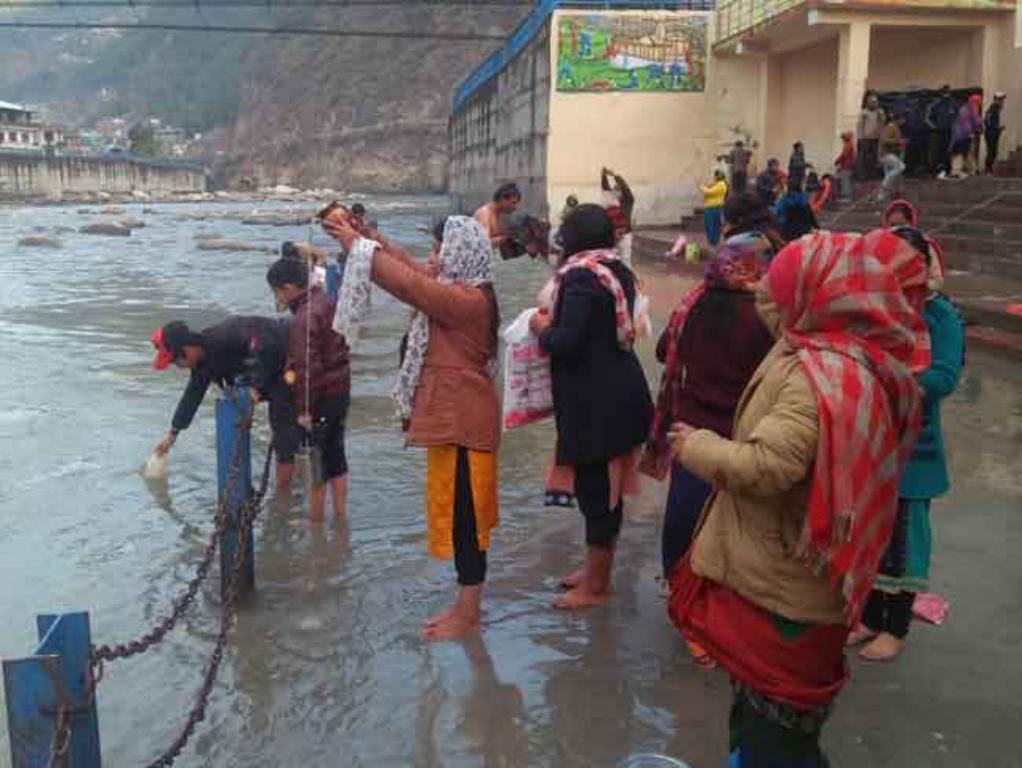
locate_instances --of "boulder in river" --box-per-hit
[196,238,274,253]
[119,217,146,229]
[194,231,225,242]
[241,210,314,227]
[100,205,126,215]
[80,222,132,237]
[17,235,62,249]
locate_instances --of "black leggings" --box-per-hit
[453,447,487,587]
[574,462,623,549]
[862,589,914,639]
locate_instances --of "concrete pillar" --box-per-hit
[835,21,871,157]
[977,23,999,102]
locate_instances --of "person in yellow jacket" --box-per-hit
[701,170,728,246]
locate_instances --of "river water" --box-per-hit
[1,198,1020,768]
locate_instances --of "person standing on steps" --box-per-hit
[850,226,965,662]
[984,92,1007,175]
[787,141,807,193]
[878,114,907,203]
[529,204,653,610]
[150,317,302,491]
[727,140,753,194]
[266,258,352,525]
[858,91,885,180]
[926,85,957,177]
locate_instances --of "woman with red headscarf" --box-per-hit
[667,230,928,766]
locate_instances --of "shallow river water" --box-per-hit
[1,198,1021,768]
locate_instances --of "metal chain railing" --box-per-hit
[90,420,253,667]
[42,407,278,767]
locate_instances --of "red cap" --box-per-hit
[151,327,175,370]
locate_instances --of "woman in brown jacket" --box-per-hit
[325,214,500,642]
[667,231,928,766]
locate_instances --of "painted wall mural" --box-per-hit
[556,13,708,94]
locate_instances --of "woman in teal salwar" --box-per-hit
[851,227,966,662]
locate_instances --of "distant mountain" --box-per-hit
[0,3,523,192]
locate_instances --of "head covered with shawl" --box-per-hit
[639,235,771,480]
[394,215,495,419]
[881,199,946,291]
[760,230,928,623]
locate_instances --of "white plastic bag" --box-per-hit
[143,451,169,480]
[634,292,653,340]
[502,309,554,430]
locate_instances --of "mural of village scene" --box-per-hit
[556,13,708,93]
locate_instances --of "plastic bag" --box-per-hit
[502,309,554,430]
[634,292,653,339]
[143,451,169,480]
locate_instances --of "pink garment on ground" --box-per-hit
[912,592,949,626]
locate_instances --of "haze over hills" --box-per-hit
[0,2,525,191]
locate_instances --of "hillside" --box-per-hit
[224,6,520,192]
[0,4,522,192]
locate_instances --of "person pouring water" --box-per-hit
[150,318,302,490]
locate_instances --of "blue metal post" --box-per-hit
[3,612,102,767]
[216,385,254,598]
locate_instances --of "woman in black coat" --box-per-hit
[530,204,653,609]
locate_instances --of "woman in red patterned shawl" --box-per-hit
[667,230,928,767]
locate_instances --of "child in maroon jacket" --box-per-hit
[267,257,352,523]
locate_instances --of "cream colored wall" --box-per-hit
[712,54,767,164]
[545,9,715,226]
[763,38,838,174]
[994,12,1022,157]
[866,26,978,91]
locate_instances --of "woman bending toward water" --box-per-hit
[529,204,653,609]
[325,214,501,642]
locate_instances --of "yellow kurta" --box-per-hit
[425,446,499,559]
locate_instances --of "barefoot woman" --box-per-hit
[325,214,501,641]
[530,204,653,609]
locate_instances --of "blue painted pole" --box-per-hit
[3,612,102,767]
[216,385,254,599]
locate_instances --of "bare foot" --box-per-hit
[424,605,457,629]
[421,613,480,642]
[859,632,904,662]
[845,624,878,647]
[559,568,586,590]
[554,586,608,610]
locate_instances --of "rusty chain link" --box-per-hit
[144,492,262,768]
[47,706,70,768]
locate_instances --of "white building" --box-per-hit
[0,101,46,151]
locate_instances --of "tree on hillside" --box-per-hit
[129,123,159,155]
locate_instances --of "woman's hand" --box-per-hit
[667,421,698,458]
[322,218,359,251]
[154,430,177,456]
[528,308,551,335]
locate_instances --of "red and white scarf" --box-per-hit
[764,231,927,624]
[552,248,635,349]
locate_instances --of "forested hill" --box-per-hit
[0,3,523,191]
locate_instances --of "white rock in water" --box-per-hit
[143,451,169,480]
